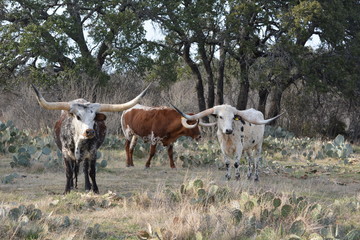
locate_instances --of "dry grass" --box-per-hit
[1,142,360,239]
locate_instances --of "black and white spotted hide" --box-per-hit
[55,104,106,194]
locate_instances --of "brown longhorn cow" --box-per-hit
[32,85,149,194]
[121,104,214,168]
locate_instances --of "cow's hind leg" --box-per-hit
[74,162,79,189]
[167,144,176,168]
[254,144,262,181]
[245,150,254,180]
[145,144,157,168]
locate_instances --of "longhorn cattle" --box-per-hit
[121,104,214,168]
[32,85,149,194]
[172,104,282,181]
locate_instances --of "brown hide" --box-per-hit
[122,106,201,168]
[122,107,200,146]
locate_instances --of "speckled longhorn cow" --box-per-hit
[32,85,149,194]
[172,104,282,181]
[121,104,215,168]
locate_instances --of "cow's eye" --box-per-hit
[219,116,223,119]
[76,115,81,121]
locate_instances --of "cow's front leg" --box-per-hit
[89,158,99,193]
[64,159,73,194]
[83,160,92,192]
[167,144,176,168]
[224,156,231,180]
[234,156,241,181]
[145,144,157,168]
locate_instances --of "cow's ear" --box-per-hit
[95,113,107,121]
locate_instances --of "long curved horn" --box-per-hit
[32,84,70,110]
[98,84,151,112]
[170,103,214,121]
[181,117,199,129]
[237,110,284,125]
[199,121,217,127]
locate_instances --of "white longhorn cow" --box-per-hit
[172,104,282,181]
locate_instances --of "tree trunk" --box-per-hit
[216,42,226,105]
[183,42,208,121]
[198,43,214,108]
[236,62,249,110]
[267,86,283,125]
[257,87,269,115]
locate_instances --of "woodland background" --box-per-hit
[0,0,359,140]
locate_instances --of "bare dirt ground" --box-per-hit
[1,151,359,203]
[1,147,360,239]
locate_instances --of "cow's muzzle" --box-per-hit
[225,129,233,135]
[85,129,95,138]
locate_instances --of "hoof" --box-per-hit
[144,166,150,170]
[225,175,231,181]
[235,175,240,181]
[126,164,134,167]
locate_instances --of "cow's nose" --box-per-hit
[85,129,95,138]
[225,129,233,135]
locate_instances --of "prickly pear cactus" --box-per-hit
[289,220,306,236]
[281,204,292,218]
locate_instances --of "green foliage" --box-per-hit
[264,130,353,163]
[1,173,20,184]
[179,179,231,206]
[1,0,153,86]
[321,135,353,160]
[289,220,306,236]
[231,208,243,225]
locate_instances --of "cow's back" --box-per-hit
[122,106,176,137]
[123,105,192,138]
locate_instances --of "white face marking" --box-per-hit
[214,105,237,134]
[69,101,100,141]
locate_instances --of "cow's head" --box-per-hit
[180,114,217,140]
[172,104,282,134]
[68,100,106,139]
[180,116,202,141]
[32,84,150,139]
